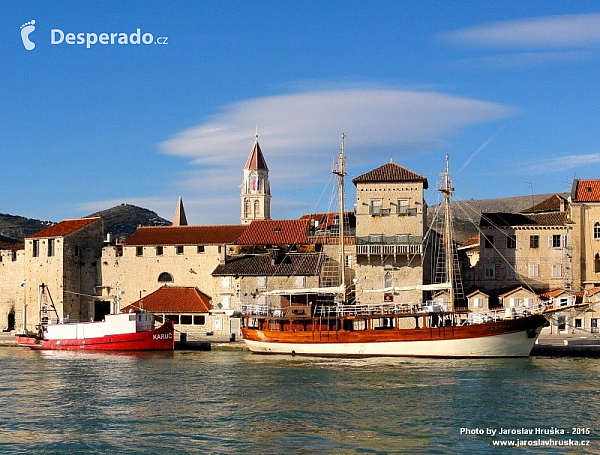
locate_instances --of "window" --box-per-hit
[484,235,494,248]
[136,246,143,256]
[166,315,179,324]
[552,264,563,278]
[257,276,267,288]
[484,264,495,279]
[530,235,539,249]
[344,255,352,268]
[549,235,562,248]
[595,253,600,273]
[158,272,173,283]
[595,222,600,239]
[370,199,382,216]
[193,315,206,325]
[48,239,55,257]
[197,245,205,254]
[509,298,518,308]
[176,245,184,254]
[222,276,231,288]
[397,199,409,216]
[295,276,306,288]
[156,246,163,256]
[506,235,516,249]
[529,263,539,278]
[591,319,598,333]
[180,315,193,325]
[473,298,483,308]
[506,266,515,279]
[575,318,582,329]
[32,240,39,257]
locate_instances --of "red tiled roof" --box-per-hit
[244,140,268,171]
[28,217,102,239]
[122,286,211,313]
[236,219,310,245]
[480,212,567,227]
[460,234,479,249]
[300,212,356,229]
[124,225,247,246]
[212,253,323,276]
[572,179,600,202]
[539,288,571,299]
[522,194,567,213]
[352,162,428,189]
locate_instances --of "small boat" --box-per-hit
[241,138,551,357]
[16,312,175,351]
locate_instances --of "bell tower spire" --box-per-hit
[241,134,271,225]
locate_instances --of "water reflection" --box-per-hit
[0,348,598,454]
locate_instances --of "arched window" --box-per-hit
[158,272,174,283]
[594,222,600,239]
[245,199,252,218]
[595,253,600,273]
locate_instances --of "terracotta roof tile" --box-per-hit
[236,219,310,245]
[352,162,428,189]
[522,194,567,213]
[480,212,567,227]
[124,225,246,246]
[572,179,600,202]
[212,253,323,276]
[244,140,268,171]
[122,286,212,313]
[28,217,102,239]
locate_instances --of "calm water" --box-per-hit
[0,348,598,455]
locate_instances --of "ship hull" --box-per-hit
[16,322,175,351]
[242,315,547,358]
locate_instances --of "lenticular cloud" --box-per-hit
[159,88,515,168]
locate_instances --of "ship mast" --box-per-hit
[332,134,347,300]
[440,154,455,313]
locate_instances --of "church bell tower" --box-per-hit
[241,135,271,225]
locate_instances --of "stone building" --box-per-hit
[22,218,104,330]
[474,195,572,292]
[351,161,428,305]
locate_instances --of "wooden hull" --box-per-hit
[15,321,175,351]
[241,315,547,358]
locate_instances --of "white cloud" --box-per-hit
[450,50,594,69]
[444,13,600,48]
[527,153,600,174]
[155,88,516,223]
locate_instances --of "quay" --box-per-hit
[2,331,598,356]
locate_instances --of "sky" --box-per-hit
[2,1,600,226]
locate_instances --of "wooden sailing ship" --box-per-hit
[241,138,549,357]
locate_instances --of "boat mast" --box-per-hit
[332,134,347,299]
[441,154,455,313]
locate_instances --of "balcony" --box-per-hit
[356,235,423,256]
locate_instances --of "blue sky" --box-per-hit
[3,1,600,225]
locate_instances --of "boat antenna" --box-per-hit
[332,134,347,300]
[440,154,455,313]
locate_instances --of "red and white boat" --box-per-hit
[16,312,175,351]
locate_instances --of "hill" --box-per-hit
[89,204,172,241]
[0,205,171,243]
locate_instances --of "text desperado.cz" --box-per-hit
[51,29,168,48]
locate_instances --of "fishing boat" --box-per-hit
[16,312,175,351]
[241,137,550,357]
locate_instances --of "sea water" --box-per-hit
[0,348,598,454]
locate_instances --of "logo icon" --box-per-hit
[20,20,36,50]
